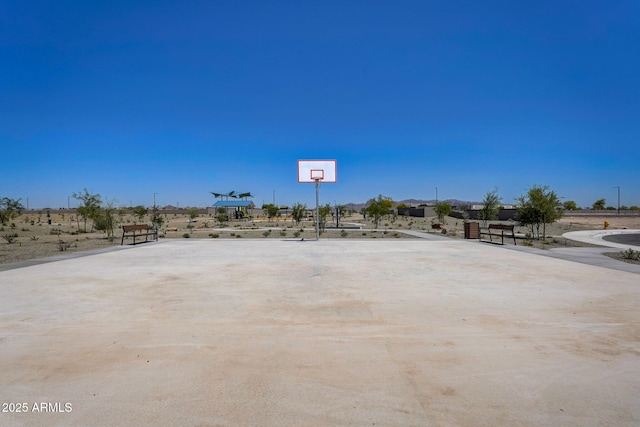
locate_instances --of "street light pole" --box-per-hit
[154,192,157,208]
[613,186,620,215]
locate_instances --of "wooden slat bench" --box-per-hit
[121,224,158,245]
[480,224,516,245]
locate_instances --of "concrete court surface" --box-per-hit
[1,239,639,426]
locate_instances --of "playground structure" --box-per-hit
[210,190,256,220]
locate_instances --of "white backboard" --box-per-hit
[297,160,337,183]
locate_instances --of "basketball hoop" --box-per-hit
[310,170,324,181]
[298,160,336,183]
[298,160,337,240]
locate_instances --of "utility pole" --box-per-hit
[613,186,620,215]
[435,187,438,205]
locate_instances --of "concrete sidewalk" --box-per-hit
[563,229,640,250]
[1,239,639,426]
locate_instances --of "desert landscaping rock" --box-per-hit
[3,211,640,267]
[1,239,639,426]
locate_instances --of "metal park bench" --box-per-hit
[480,224,516,245]
[121,224,158,245]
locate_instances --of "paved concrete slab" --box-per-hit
[1,239,639,426]
[564,229,640,250]
[502,244,640,275]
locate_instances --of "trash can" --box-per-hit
[464,221,480,239]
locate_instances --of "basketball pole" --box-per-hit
[315,179,320,240]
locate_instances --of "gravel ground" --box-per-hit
[603,250,640,265]
[2,211,639,265]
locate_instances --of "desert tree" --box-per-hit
[187,207,200,232]
[150,205,164,230]
[291,202,307,225]
[72,189,102,232]
[318,203,332,232]
[93,200,119,239]
[0,197,24,225]
[563,200,579,211]
[435,201,452,224]
[338,205,347,217]
[117,208,127,224]
[478,188,501,227]
[188,207,199,221]
[592,199,606,210]
[365,195,394,229]
[261,203,280,219]
[517,185,564,240]
[132,205,148,222]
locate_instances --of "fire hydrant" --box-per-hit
[604,220,609,229]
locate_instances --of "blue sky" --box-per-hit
[2,1,639,209]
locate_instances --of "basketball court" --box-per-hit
[1,238,639,426]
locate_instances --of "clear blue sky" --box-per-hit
[2,1,639,209]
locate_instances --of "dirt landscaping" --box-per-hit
[1,210,639,265]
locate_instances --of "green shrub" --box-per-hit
[182,233,190,238]
[3,233,17,243]
[340,230,348,237]
[293,231,301,238]
[621,248,640,260]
